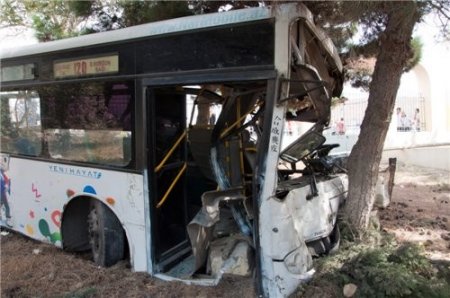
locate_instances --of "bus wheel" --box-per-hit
[87,201,124,267]
[307,224,340,256]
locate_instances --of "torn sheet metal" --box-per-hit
[187,187,246,273]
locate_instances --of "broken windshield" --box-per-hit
[280,124,326,163]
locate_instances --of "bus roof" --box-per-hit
[1,4,342,73]
[0,6,272,60]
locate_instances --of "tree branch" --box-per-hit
[430,1,450,20]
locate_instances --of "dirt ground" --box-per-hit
[379,164,450,261]
[1,164,449,297]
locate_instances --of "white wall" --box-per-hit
[382,145,450,172]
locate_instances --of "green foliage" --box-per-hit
[0,0,263,41]
[189,0,259,14]
[338,213,384,243]
[344,247,425,297]
[0,0,108,41]
[343,36,423,90]
[1,96,13,138]
[325,23,359,53]
[2,0,91,41]
[345,68,372,91]
[68,1,95,18]
[405,37,423,72]
[306,1,435,91]
[120,1,192,27]
[32,14,65,41]
[306,236,450,298]
[388,243,433,275]
[0,0,26,27]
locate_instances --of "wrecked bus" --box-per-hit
[0,3,347,297]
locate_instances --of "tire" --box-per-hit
[307,239,326,256]
[307,224,341,256]
[328,223,341,254]
[88,201,125,267]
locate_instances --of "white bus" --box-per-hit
[1,4,346,297]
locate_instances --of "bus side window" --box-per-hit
[40,81,134,167]
[0,91,42,156]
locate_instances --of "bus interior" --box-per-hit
[149,81,267,274]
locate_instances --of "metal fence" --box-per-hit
[395,96,427,131]
[330,95,427,134]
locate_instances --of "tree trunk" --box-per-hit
[343,2,420,231]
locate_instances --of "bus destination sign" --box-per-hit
[54,54,119,78]
[1,63,35,82]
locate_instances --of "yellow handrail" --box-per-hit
[154,130,187,173]
[156,162,187,208]
[219,101,262,139]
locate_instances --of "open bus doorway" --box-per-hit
[147,87,191,271]
[146,81,268,276]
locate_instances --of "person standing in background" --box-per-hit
[400,112,412,131]
[336,118,346,135]
[396,107,402,131]
[413,108,421,131]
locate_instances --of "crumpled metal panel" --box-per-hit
[208,235,253,277]
[280,175,347,242]
[258,192,314,297]
[187,187,246,273]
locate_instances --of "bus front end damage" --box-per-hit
[183,82,351,294]
[167,5,393,298]
[181,10,350,296]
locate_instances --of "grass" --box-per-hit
[297,224,450,298]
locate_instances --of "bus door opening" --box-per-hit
[148,87,189,270]
[148,86,220,271]
[147,81,267,278]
